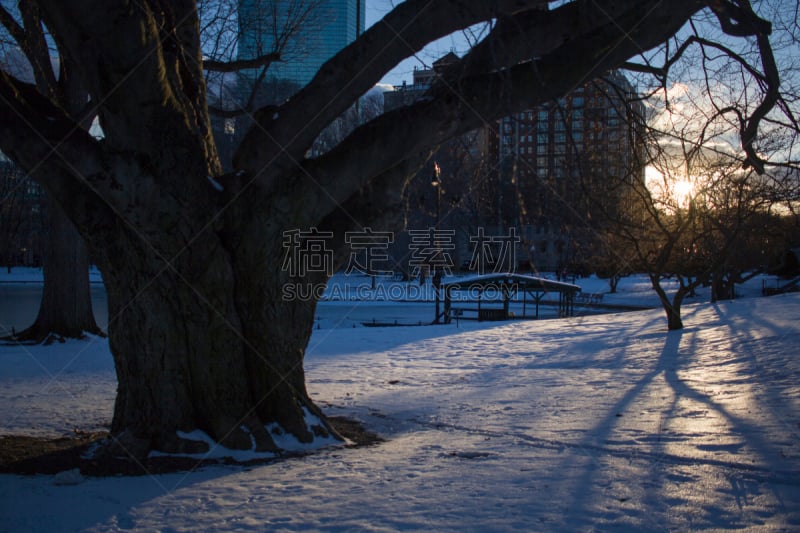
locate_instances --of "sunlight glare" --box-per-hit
[673,180,695,206]
[645,166,697,209]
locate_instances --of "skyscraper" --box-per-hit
[237,0,365,91]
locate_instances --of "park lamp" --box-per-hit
[431,161,441,187]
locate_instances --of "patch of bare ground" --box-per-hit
[0,416,382,476]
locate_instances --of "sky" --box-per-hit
[1,269,799,530]
[365,0,475,87]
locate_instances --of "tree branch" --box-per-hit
[37,0,216,172]
[203,53,280,72]
[708,1,780,174]
[711,0,772,37]
[0,2,59,97]
[0,71,116,210]
[296,0,703,224]
[0,7,26,50]
[18,0,59,96]
[234,0,549,176]
[207,104,245,118]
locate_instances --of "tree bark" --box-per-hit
[665,305,685,331]
[95,219,337,459]
[15,196,102,342]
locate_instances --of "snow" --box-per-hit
[2,268,799,531]
[147,410,345,462]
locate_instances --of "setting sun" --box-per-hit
[645,166,697,209]
[673,179,695,206]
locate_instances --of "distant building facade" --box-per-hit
[383,57,645,274]
[383,52,458,112]
[493,71,646,272]
[215,1,366,170]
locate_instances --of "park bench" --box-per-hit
[576,292,604,304]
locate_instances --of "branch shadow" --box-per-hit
[560,303,800,529]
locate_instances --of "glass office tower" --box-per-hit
[237,0,365,90]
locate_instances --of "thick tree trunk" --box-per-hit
[665,306,684,331]
[608,274,620,294]
[16,196,101,342]
[711,271,735,302]
[650,276,685,331]
[98,229,339,459]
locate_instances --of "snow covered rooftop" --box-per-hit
[442,272,581,292]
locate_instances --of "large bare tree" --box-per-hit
[0,4,102,342]
[0,0,786,461]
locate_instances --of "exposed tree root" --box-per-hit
[1,326,106,345]
[0,417,382,476]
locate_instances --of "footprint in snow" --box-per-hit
[445,451,494,459]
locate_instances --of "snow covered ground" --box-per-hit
[1,269,799,531]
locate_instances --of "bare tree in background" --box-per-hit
[574,2,800,330]
[0,161,30,273]
[631,145,790,329]
[0,4,101,342]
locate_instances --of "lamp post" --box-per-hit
[431,161,442,227]
[431,162,442,323]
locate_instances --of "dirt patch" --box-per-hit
[0,416,382,477]
[0,432,107,475]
